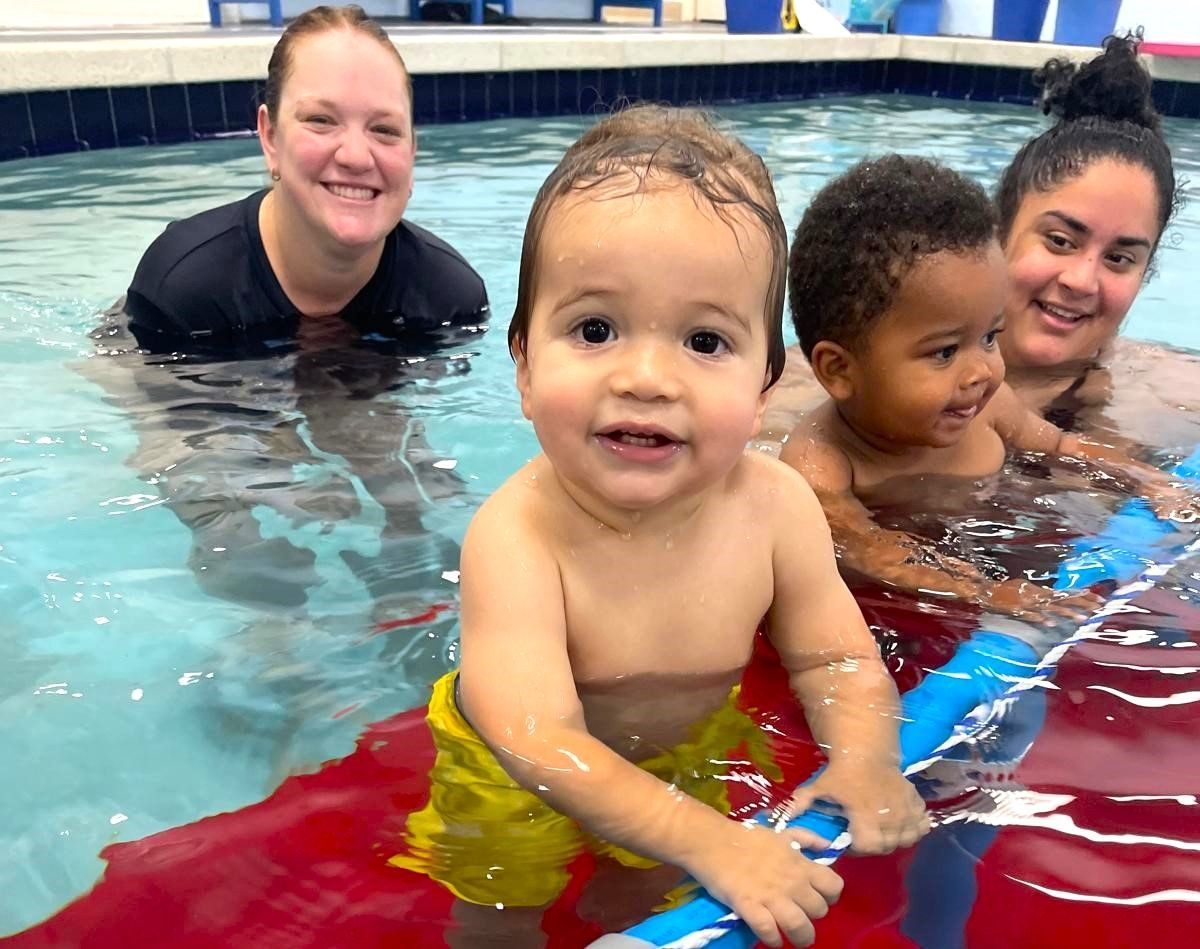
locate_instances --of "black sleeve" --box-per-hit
[123,228,238,349]
[406,223,491,328]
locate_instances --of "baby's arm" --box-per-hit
[764,462,928,855]
[780,432,1085,620]
[991,383,1200,521]
[457,489,841,948]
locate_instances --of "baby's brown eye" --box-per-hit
[579,319,612,344]
[688,331,726,355]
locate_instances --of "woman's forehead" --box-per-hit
[284,30,409,101]
[1023,160,1159,241]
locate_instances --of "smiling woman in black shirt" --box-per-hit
[114,4,486,353]
[86,3,488,702]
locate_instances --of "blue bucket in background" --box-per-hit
[894,0,942,35]
[848,0,901,30]
[726,0,783,33]
[1053,0,1121,46]
[992,0,1050,41]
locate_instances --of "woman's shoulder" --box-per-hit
[133,191,262,291]
[123,191,284,348]
[387,219,489,320]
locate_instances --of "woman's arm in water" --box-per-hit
[779,431,1093,621]
[992,383,1200,520]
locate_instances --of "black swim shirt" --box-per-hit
[120,189,489,353]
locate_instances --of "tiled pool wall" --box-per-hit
[4,56,1200,162]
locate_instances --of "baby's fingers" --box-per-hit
[782,825,834,855]
[804,860,844,905]
[765,900,818,948]
[738,904,784,949]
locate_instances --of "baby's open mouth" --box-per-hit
[596,425,683,456]
[603,431,675,448]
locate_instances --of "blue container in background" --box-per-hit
[1053,0,1121,46]
[726,0,783,33]
[848,0,900,30]
[894,0,942,35]
[992,0,1050,41]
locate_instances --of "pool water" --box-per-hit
[2,96,1199,943]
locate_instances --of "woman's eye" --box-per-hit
[575,318,613,345]
[687,331,727,356]
[374,126,401,138]
[1045,232,1072,250]
[306,114,333,125]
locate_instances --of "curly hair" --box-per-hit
[789,154,997,360]
[996,33,1179,255]
[508,104,789,389]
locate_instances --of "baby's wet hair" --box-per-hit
[508,104,788,388]
[996,33,1180,255]
[789,154,997,360]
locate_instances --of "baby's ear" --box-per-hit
[810,340,856,402]
[513,344,534,421]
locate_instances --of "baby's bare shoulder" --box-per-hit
[731,450,825,517]
[778,410,855,496]
[467,457,559,545]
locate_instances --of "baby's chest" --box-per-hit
[558,548,772,675]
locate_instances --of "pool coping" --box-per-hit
[4,27,1199,162]
[6,27,1200,93]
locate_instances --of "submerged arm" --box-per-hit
[780,432,1076,619]
[993,383,1200,521]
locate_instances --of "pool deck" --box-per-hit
[3,19,1199,94]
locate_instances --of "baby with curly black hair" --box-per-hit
[780,154,1197,621]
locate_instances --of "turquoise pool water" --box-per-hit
[2,96,1199,937]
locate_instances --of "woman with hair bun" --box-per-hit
[997,34,1193,428]
[763,35,1195,446]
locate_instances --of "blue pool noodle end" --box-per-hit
[605,447,1200,949]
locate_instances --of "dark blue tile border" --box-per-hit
[5,60,1198,161]
[28,90,77,154]
[0,93,34,160]
[110,86,154,147]
[186,82,227,137]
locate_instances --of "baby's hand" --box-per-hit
[783,762,929,856]
[985,580,1102,626]
[683,819,843,948]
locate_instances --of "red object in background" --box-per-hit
[1140,43,1200,58]
[370,601,455,635]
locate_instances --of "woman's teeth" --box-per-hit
[327,184,375,200]
[1040,301,1087,322]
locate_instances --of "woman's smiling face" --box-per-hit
[1001,159,1160,371]
[258,27,415,255]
